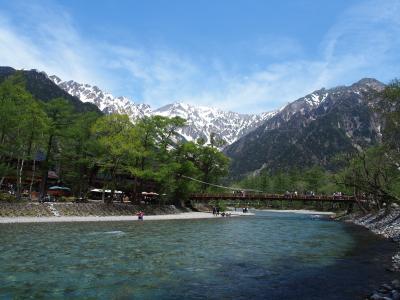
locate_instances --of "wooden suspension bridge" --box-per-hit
[182,176,361,209]
[189,193,358,203]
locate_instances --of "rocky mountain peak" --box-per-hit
[49,75,62,85]
[48,71,386,152]
[225,77,387,177]
[48,75,274,146]
[352,78,385,91]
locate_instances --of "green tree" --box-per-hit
[128,116,186,202]
[39,99,74,199]
[303,166,328,194]
[377,79,400,174]
[158,141,200,206]
[91,114,137,203]
[337,146,400,211]
[194,141,230,192]
[59,112,100,197]
[0,73,48,199]
[272,172,291,194]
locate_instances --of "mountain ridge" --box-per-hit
[0,67,100,113]
[224,77,385,177]
[0,66,386,175]
[49,74,276,145]
[49,72,385,153]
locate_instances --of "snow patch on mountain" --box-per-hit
[262,78,385,132]
[49,75,151,120]
[154,102,274,144]
[48,75,275,146]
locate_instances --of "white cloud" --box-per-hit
[102,0,400,113]
[0,5,108,88]
[0,0,399,114]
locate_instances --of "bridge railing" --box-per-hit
[189,193,356,202]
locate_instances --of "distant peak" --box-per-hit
[352,78,385,89]
[49,75,62,84]
[171,101,195,110]
[172,101,185,107]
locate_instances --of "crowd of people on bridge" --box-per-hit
[283,190,346,198]
[232,190,246,197]
[285,190,300,198]
[332,191,344,198]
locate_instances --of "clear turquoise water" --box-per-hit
[0,211,396,299]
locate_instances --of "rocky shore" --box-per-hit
[0,211,219,223]
[0,201,254,223]
[343,208,400,300]
[0,202,188,217]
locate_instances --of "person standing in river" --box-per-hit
[137,211,144,220]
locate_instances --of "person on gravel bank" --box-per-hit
[137,211,144,220]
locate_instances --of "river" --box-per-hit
[0,211,396,299]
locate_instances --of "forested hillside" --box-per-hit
[0,70,229,205]
[0,67,100,113]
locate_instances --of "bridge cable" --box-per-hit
[180,175,265,193]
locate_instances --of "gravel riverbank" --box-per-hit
[0,211,254,223]
[0,202,185,217]
[260,209,336,215]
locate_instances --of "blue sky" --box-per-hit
[0,0,399,113]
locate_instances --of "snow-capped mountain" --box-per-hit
[49,75,275,146]
[49,75,151,119]
[225,78,386,177]
[153,103,276,145]
[259,78,385,132]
